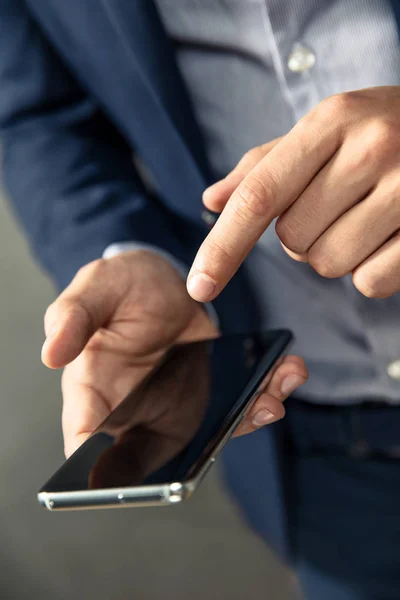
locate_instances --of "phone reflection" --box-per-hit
[88,342,210,489]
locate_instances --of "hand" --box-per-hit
[41,251,308,457]
[187,86,400,302]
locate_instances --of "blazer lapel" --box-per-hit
[102,0,214,191]
[390,0,400,37]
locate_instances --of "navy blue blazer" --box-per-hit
[1,0,399,560]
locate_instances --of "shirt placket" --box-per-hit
[260,0,321,124]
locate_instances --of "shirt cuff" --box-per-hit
[103,242,220,327]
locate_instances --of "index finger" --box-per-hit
[187,110,341,302]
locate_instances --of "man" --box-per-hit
[1,1,400,598]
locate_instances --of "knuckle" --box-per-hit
[75,263,91,280]
[364,120,398,154]
[348,144,377,172]
[77,258,108,280]
[235,173,277,220]
[296,105,327,136]
[295,110,316,134]
[275,216,307,254]
[297,93,356,135]
[322,92,356,116]
[308,249,339,279]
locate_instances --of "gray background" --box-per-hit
[0,189,293,599]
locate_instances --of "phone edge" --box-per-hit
[38,329,293,511]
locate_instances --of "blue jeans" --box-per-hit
[286,400,400,600]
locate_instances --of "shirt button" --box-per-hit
[287,44,316,73]
[387,360,400,380]
[201,209,217,228]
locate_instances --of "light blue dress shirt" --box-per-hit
[113,0,400,404]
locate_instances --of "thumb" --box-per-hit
[42,259,126,369]
[202,137,282,214]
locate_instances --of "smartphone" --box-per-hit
[38,329,292,511]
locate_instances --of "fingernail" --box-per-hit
[252,409,275,428]
[187,272,216,302]
[281,374,305,396]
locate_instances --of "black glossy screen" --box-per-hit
[41,330,291,493]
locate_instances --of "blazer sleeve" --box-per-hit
[0,0,192,289]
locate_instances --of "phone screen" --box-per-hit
[40,331,290,494]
